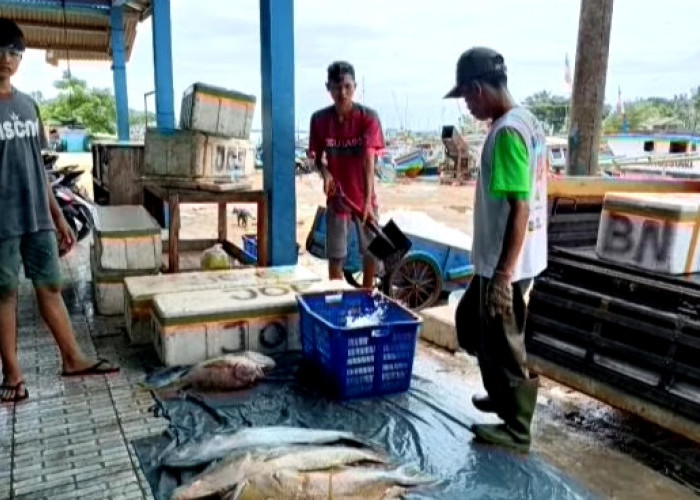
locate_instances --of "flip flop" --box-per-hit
[62,359,120,377]
[0,380,29,403]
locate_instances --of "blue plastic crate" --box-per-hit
[242,234,300,262]
[242,234,258,261]
[297,289,422,400]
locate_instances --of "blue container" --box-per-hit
[242,234,258,261]
[297,290,422,400]
[241,234,300,263]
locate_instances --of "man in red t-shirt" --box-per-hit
[309,61,385,287]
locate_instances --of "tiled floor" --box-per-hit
[1,243,166,500]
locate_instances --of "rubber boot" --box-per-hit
[471,394,497,413]
[471,375,539,453]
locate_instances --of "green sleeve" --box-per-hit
[490,128,530,201]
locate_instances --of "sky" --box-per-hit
[11,0,700,132]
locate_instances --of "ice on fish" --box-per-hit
[162,426,371,469]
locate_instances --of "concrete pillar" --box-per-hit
[110,6,129,141]
[259,0,297,265]
[567,0,615,176]
[151,0,175,130]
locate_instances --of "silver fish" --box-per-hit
[162,426,370,469]
[171,445,389,500]
[141,351,276,391]
[229,464,434,500]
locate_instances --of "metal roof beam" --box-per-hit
[16,19,107,34]
[39,43,105,51]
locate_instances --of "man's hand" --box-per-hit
[362,200,373,225]
[322,172,335,197]
[486,272,514,318]
[55,216,76,256]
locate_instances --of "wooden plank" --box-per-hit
[143,182,265,204]
[144,177,253,192]
[106,145,145,205]
[218,202,228,242]
[257,195,269,267]
[163,238,217,253]
[549,177,700,198]
[168,193,180,273]
[528,354,700,445]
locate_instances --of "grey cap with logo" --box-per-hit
[444,47,507,99]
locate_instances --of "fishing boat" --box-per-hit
[415,142,443,176]
[603,133,700,178]
[546,136,568,174]
[393,149,425,177]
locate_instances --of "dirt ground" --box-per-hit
[177,171,475,272]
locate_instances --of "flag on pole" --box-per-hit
[617,86,625,115]
[563,53,572,95]
[617,86,629,132]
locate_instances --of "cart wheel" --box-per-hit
[388,256,442,310]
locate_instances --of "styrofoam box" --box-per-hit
[143,128,249,181]
[124,265,320,346]
[179,82,256,140]
[596,192,700,274]
[152,280,352,366]
[91,246,158,316]
[94,205,162,272]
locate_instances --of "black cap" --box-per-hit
[444,47,506,99]
[0,18,26,52]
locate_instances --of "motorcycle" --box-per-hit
[43,153,94,243]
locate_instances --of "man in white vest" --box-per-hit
[444,47,548,452]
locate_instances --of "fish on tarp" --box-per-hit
[227,464,434,500]
[141,351,276,391]
[162,426,371,469]
[171,445,389,500]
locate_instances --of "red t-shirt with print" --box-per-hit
[309,103,385,215]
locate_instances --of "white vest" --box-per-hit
[471,107,548,281]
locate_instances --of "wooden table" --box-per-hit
[143,181,268,273]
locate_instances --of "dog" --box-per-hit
[232,208,254,228]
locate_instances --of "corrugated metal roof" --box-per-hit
[0,0,151,65]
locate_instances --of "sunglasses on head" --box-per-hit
[0,46,23,59]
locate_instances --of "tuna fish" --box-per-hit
[141,351,276,391]
[171,445,389,500]
[228,464,434,500]
[162,426,371,469]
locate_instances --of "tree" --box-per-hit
[523,91,570,134]
[602,92,699,134]
[40,71,117,135]
[129,110,156,140]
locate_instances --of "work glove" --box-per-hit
[486,273,514,318]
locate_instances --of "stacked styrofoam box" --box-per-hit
[143,83,256,183]
[123,265,321,345]
[596,192,700,274]
[179,82,256,140]
[152,280,352,366]
[143,128,250,181]
[91,206,162,317]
